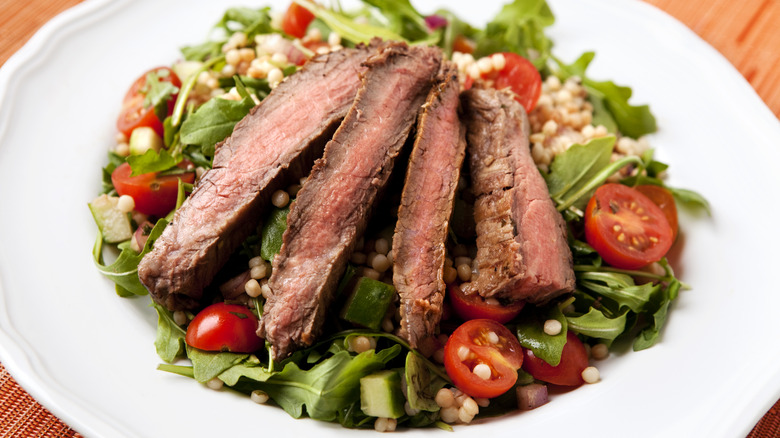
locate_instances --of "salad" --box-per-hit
[90,0,710,432]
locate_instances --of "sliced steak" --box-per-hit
[259,42,442,360]
[138,45,375,311]
[392,63,466,349]
[461,87,574,303]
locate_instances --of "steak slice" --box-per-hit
[392,63,466,349]
[138,45,375,311]
[259,42,442,360]
[461,87,574,303]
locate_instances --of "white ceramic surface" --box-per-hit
[1,0,779,437]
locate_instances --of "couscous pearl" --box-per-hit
[350,251,367,264]
[374,238,390,255]
[271,190,289,208]
[458,406,475,423]
[115,142,130,157]
[491,53,506,71]
[328,31,342,46]
[582,366,600,384]
[456,264,472,281]
[440,406,459,423]
[457,346,470,361]
[267,67,284,85]
[260,281,273,299]
[477,57,494,74]
[270,52,288,66]
[173,310,188,326]
[542,119,558,136]
[307,27,323,41]
[206,378,223,390]
[432,348,445,364]
[443,266,458,284]
[249,256,264,268]
[382,317,394,333]
[372,254,391,273]
[239,48,256,62]
[404,402,420,417]
[250,389,269,403]
[454,256,471,267]
[362,268,381,280]
[485,297,500,306]
[486,331,499,344]
[473,363,492,380]
[461,397,479,416]
[374,417,388,432]
[543,319,562,336]
[350,336,372,353]
[117,195,135,213]
[435,388,455,408]
[245,279,263,297]
[474,397,490,408]
[591,343,609,360]
[250,263,267,280]
[226,49,241,66]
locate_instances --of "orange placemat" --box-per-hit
[0,0,778,437]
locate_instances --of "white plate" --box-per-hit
[1,0,779,437]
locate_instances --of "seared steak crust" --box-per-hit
[138,45,374,311]
[393,63,466,348]
[461,87,574,303]
[259,42,442,360]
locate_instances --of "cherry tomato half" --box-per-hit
[448,283,525,324]
[443,319,523,398]
[111,161,195,218]
[584,183,674,270]
[116,67,181,138]
[483,52,542,112]
[280,2,315,39]
[522,331,588,387]
[185,303,263,353]
[635,184,679,241]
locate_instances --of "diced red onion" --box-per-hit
[424,15,448,31]
[516,383,549,410]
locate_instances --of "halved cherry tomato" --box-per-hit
[584,183,674,270]
[280,2,315,39]
[635,184,678,241]
[185,303,263,353]
[116,67,181,138]
[482,52,542,112]
[443,319,523,398]
[111,161,195,217]
[448,283,525,324]
[522,331,588,387]
[452,35,476,55]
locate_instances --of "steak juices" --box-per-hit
[139,40,573,359]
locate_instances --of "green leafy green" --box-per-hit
[515,304,567,366]
[545,136,615,211]
[180,78,255,157]
[92,218,168,296]
[405,351,446,412]
[295,0,411,44]
[187,346,249,383]
[668,187,711,215]
[577,271,660,313]
[126,148,180,176]
[260,206,290,262]
[566,308,626,345]
[152,302,187,362]
[554,52,656,138]
[101,151,124,195]
[472,0,555,68]
[142,69,180,122]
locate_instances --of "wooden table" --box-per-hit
[0,0,778,436]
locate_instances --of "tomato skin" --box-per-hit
[448,283,524,324]
[116,67,181,138]
[111,162,195,217]
[281,2,315,38]
[443,319,523,398]
[186,303,263,353]
[635,184,678,241]
[483,52,542,112]
[584,183,674,270]
[522,331,588,387]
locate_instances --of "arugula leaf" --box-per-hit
[577,271,660,313]
[142,69,180,122]
[472,0,555,69]
[215,7,273,39]
[295,0,409,44]
[362,0,433,42]
[126,148,180,176]
[434,9,478,56]
[181,40,224,62]
[187,346,249,383]
[101,151,124,195]
[515,304,567,366]
[554,52,656,138]
[152,301,187,362]
[545,136,615,211]
[180,78,255,158]
[566,307,626,345]
[258,346,401,421]
[668,187,712,215]
[260,206,290,262]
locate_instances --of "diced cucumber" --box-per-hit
[340,277,395,330]
[172,60,204,81]
[89,194,132,243]
[360,370,405,419]
[129,126,163,155]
